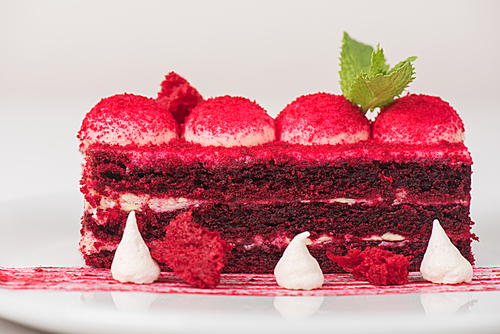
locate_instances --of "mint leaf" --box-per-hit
[339,32,374,97]
[368,45,389,77]
[388,56,418,75]
[350,57,417,112]
[339,33,417,113]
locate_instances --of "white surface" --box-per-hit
[1,288,500,334]
[0,1,499,333]
[1,0,499,213]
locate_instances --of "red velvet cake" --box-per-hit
[78,85,474,274]
[78,35,474,276]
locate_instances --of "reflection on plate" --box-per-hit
[1,288,500,334]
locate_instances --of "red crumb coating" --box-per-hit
[183,96,275,146]
[150,211,233,288]
[78,93,179,148]
[373,94,465,144]
[276,93,370,145]
[157,72,204,125]
[328,247,411,285]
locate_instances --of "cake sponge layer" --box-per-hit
[81,201,475,273]
[82,141,471,203]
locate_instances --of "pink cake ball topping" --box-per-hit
[156,72,204,125]
[183,96,276,147]
[373,94,465,145]
[276,93,370,145]
[78,93,179,148]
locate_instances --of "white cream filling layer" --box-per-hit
[85,192,197,214]
[362,232,406,242]
[85,191,468,219]
[184,122,275,147]
[241,234,333,251]
[80,230,118,254]
[80,229,413,256]
[80,192,469,254]
[280,125,369,146]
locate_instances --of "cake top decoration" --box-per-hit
[156,72,204,125]
[78,93,179,148]
[339,32,417,114]
[276,93,370,145]
[373,94,465,144]
[183,95,276,147]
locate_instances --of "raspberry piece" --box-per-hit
[150,211,232,288]
[328,247,410,285]
[156,72,203,125]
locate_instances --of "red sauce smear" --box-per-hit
[1,267,499,297]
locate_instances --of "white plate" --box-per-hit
[1,193,499,334]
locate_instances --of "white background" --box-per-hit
[1,0,499,256]
[0,1,499,332]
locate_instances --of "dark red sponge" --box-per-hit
[327,247,410,285]
[150,211,232,288]
[156,72,203,125]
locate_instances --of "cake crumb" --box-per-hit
[327,247,410,286]
[150,211,233,288]
[156,72,203,125]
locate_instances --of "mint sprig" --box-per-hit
[339,32,417,114]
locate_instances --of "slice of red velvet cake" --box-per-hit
[78,34,474,276]
[78,86,474,274]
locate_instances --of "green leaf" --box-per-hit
[348,57,417,113]
[339,32,417,113]
[388,56,418,74]
[339,32,374,97]
[368,44,389,77]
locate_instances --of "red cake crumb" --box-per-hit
[327,247,411,285]
[156,72,204,125]
[83,192,101,209]
[0,271,10,282]
[373,94,464,145]
[275,93,370,145]
[150,211,233,288]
